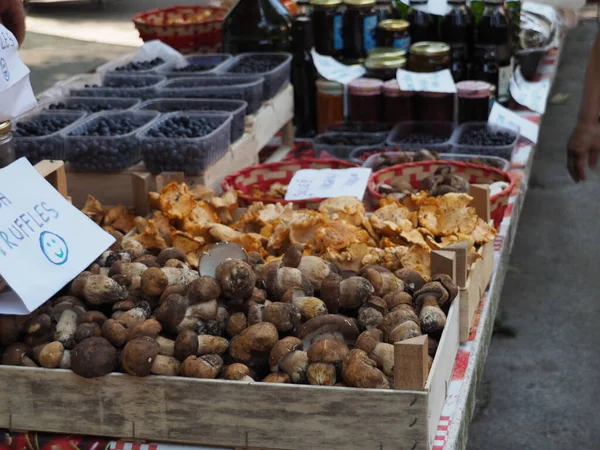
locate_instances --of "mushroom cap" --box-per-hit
[101,319,128,348]
[265,266,314,301]
[380,305,420,342]
[360,268,403,297]
[2,343,31,366]
[122,336,160,377]
[75,322,102,343]
[394,268,426,294]
[215,259,256,300]
[298,314,359,349]
[358,264,391,275]
[307,362,337,386]
[135,254,160,268]
[383,290,413,310]
[320,272,342,313]
[263,302,301,334]
[307,339,349,364]
[341,349,389,389]
[159,284,186,305]
[419,296,447,333]
[281,288,305,304]
[113,299,135,312]
[174,330,199,361]
[355,329,383,355]
[221,363,255,381]
[263,372,291,383]
[229,322,279,364]
[141,267,169,297]
[181,354,223,378]
[292,296,328,321]
[155,293,190,330]
[81,311,108,326]
[414,281,449,309]
[365,296,388,315]
[128,319,163,341]
[282,244,304,269]
[39,341,65,369]
[297,256,337,292]
[269,336,303,371]
[71,337,117,378]
[226,312,248,338]
[197,335,229,355]
[0,317,21,346]
[157,248,186,266]
[339,276,374,310]
[186,276,221,304]
[150,354,181,376]
[357,308,383,331]
[430,274,459,301]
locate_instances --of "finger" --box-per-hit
[2,2,26,46]
[567,153,578,182]
[568,152,586,182]
[589,149,599,169]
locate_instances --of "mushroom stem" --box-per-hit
[55,309,78,350]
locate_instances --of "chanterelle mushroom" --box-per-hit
[297,314,359,351]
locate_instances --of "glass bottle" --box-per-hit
[469,0,485,22]
[310,0,344,57]
[441,0,474,79]
[407,0,439,43]
[392,0,410,19]
[291,16,318,137]
[471,45,499,86]
[222,0,293,53]
[342,0,379,62]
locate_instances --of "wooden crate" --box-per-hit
[66,84,295,214]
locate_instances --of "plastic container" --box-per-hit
[138,111,232,174]
[157,53,233,77]
[451,121,519,160]
[64,110,160,172]
[313,131,388,158]
[135,98,247,142]
[96,52,172,76]
[517,47,546,81]
[386,121,455,151]
[157,76,265,114]
[439,152,509,171]
[218,53,292,100]
[67,74,167,101]
[41,97,141,113]
[12,110,87,165]
[325,121,393,133]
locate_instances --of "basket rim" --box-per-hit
[367,160,516,202]
[132,6,228,26]
[222,158,359,205]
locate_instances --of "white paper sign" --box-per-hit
[488,102,540,144]
[0,159,115,314]
[397,69,457,93]
[509,66,551,114]
[311,50,366,85]
[285,168,372,201]
[424,0,452,16]
[0,26,37,122]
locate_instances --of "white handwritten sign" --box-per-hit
[0,159,115,314]
[0,25,36,122]
[397,69,457,93]
[285,168,372,201]
[509,66,551,114]
[488,102,539,144]
[311,50,366,85]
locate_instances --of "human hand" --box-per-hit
[0,0,25,46]
[567,121,600,182]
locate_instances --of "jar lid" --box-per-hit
[0,121,10,137]
[316,78,343,94]
[383,79,414,97]
[410,41,450,56]
[310,0,342,6]
[378,19,409,32]
[368,47,407,59]
[456,80,493,98]
[348,77,383,95]
[343,0,376,7]
[365,55,407,69]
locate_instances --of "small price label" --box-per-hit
[285,168,372,201]
[311,50,366,85]
[488,103,540,144]
[509,66,551,114]
[396,69,457,94]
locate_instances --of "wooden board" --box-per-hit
[35,160,68,198]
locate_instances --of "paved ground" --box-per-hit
[467,19,600,450]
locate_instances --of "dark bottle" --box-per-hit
[222,0,293,53]
[441,0,473,81]
[310,0,344,57]
[342,0,379,62]
[407,0,439,44]
[291,16,318,137]
[475,0,511,104]
[471,45,499,87]
[392,0,410,20]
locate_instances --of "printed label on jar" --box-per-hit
[363,15,378,52]
[498,64,512,103]
[333,15,343,51]
[393,36,411,51]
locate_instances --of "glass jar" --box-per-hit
[348,77,383,122]
[383,79,415,123]
[456,80,492,123]
[377,19,411,51]
[365,54,407,80]
[368,47,407,58]
[342,0,379,62]
[316,79,344,133]
[417,92,455,121]
[0,121,14,168]
[310,0,344,57]
[407,0,439,43]
[408,41,451,72]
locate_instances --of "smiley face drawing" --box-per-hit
[39,231,69,266]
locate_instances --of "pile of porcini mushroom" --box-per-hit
[0,240,457,389]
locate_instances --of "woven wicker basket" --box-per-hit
[132,6,227,54]
[222,158,358,209]
[368,161,515,227]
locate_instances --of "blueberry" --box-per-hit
[395,132,450,145]
[317,133,385,146]
[173,62,218,73]
[227,56,284,74]
[458,128,515,147]
[114,57,165,72]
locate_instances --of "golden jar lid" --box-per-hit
[368,47,407,59]
[378,19,409,32]
[343,0,376,7]
[365,56,407,69]
[310,0,343,6]
[0,121,10,136]
[410,41,450,56]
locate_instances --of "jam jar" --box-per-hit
[316,79,344,133]
[310,0,344,57]
[0,121,14,168]
[365,53,407,80]
[342,0,379,62]
[348,77,384,122]
[377,19,411,51]
[456,80,492,123]
[408,41,451,72]
[417,92,455,122]
[383,79,415,123]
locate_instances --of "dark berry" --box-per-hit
[227,56,284,74]
[316,133,385,146]
[395,132,450,145]
[458,128,515,146]
[114,57,165,72]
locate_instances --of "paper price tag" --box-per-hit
[285,168,372,201]
[509,66,551,114]
[0,159,115,314]
[488,103,539,144]
[311,50,366,85]
[423,0,452,16]
[0,25,37,121]
[397,69,457,93]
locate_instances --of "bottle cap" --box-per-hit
[316,78,344,95]
[365,55,407,70]
[410,41,450,56]
[378,19,409,32]
[456,80,493,98]
[348,77,384,96]
[0,122,10,137]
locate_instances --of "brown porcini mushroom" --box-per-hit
[265,266,314,301]
[229,322,279,365]
[379,305,421,343]
[215,259,256,300]
[186,276,221,304]
[355,329,394,377]
[82,275,128,306]
[155,293,190,331]
[2,343,31,366]
[361,268,404,297]
[269,336,309,383]
[226,311,248,338]
[141,267,169,297]
[55,309,78,349]
[297,256,337,292]
[71,337,117,378]
[263,372,291,383]
[221,363,255,382]
[74,322,102,343]
[339,276,374,310]
[174,330,199,361]
[101,319,128,348]
[181,354,223,379]
[341,349,390,389]
[0,317,20,346]
[394,268,426,295]
[282,244,304,268]
[38,341,65,369]
[298,314,360,350]
[263,302,301,334]
[128,319,162,341]
[121,336,160,377]
[292,296,328,321]
[306,339,349,386]
[197,335,229,355]
[157,248,186,266]
[150,355,181,376]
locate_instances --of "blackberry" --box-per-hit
[114,57,165,72]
